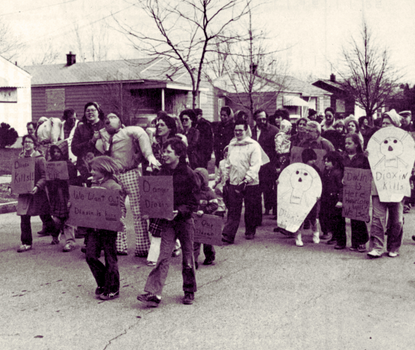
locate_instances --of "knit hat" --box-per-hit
[383,109,401,127]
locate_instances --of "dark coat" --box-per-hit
[343,153,370,170]
[194,117,213,167]
[71,118,105,159]
[159,160,198,220]
[252,124,279,167]
[321,167,344,209]
[183,127,200,169]
[17,151,51,216]
[213,120,234,167]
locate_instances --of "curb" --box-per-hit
[0,201,17,214]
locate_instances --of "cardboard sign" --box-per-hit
[290,146,327,172]
[193,214,223,246]
[45,161,69,180]
[139,176,174,219]
[277,163,322,232]
[367,127,415,202]
[67,186,123,231]
[11,158,35,194]
[342,167,372,221]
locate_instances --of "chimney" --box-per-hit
[250,63,258,75]
[66,52,76,66]
[330,73,336,82]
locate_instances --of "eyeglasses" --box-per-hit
[182,118,190,121]
[24,140,34,144]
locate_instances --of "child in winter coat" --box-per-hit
[46,145,78,252]
[343,133,370,252]
[320,151,346,249]
[194,168,219,268]
[84,156,125,301]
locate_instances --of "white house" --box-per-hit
[0,56,31,137]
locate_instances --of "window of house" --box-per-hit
[46,88,65,112]
[0,88,17,103]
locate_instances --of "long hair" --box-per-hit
[345,133,363,154]
[89,156,121,179]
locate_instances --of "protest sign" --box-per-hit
[194,214,223,246]
[139,176,174,219]
[67,186,123,231]
[290,146,327,172]
[342,167,372,221]
[45,161,69,180]
[277,163,322,232]
[367,127,415,202]
[11,158,35,194]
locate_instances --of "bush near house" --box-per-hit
[0,123,18,148]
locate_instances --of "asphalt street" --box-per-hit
[1,202,415,350]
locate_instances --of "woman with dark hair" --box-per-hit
[60,108,79,163]
[343,133,370,252]
[16,135,57,252]
[179,109,200,169]
[344,116,364,150]
[290,118,307,147]
[71,102,105,184]
[270,109,290,128]
[319,151,346,249]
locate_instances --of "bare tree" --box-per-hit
[31,41,60,65]
[0,21,26,60]
[117,0,251,108]
[207,5,289,124]
[73,22,110,62]
[339,21,401,123]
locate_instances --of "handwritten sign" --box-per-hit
[139,176,174,219]
[277,163,322,232]
[367,127,415,202]
[193,214,223,246]
[45,161,69,180]
[67,186,123,231]
[11,158,35,194]
[290,146,327,172]
[342,168,372,221]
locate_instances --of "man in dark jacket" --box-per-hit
[251,109,279,215]
[194,108,213,169]
[213,106,234,168]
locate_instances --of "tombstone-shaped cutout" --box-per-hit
[367,127,415,202]
[277,163,322,232]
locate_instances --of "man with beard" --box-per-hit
[251,110,279,215]
[96,113,161,257]
[321,107,336,132]
[213,106,234,168]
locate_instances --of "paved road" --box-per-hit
[1,204,415,350]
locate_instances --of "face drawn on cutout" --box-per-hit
[290,168,313,204]
[380,137,404,159]
[373,133,409,169]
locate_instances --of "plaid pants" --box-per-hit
[118,169,150,257]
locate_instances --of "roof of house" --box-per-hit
[312,79,345,91]
[213,73,330,97]
[24,57,191,87]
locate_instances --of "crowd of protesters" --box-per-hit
[14,102,415,306]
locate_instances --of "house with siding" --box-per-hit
[312,74,366,118]
[213,72,331,122]
[24,53,217,126]
[0,56,31,136]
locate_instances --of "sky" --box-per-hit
[3,0,415,84]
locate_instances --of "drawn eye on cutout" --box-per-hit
[384,140,388,144]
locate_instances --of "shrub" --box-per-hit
[0,122,18,148]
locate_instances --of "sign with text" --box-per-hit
[45,161,69,180]
[67,186,123,231]
[193,214,223,246]
[277,163,322,233]
[367,127,415,202]
[11,158,35,194]
[139,176,174,219]
[342,167,372,221]
[290,146,327,172]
